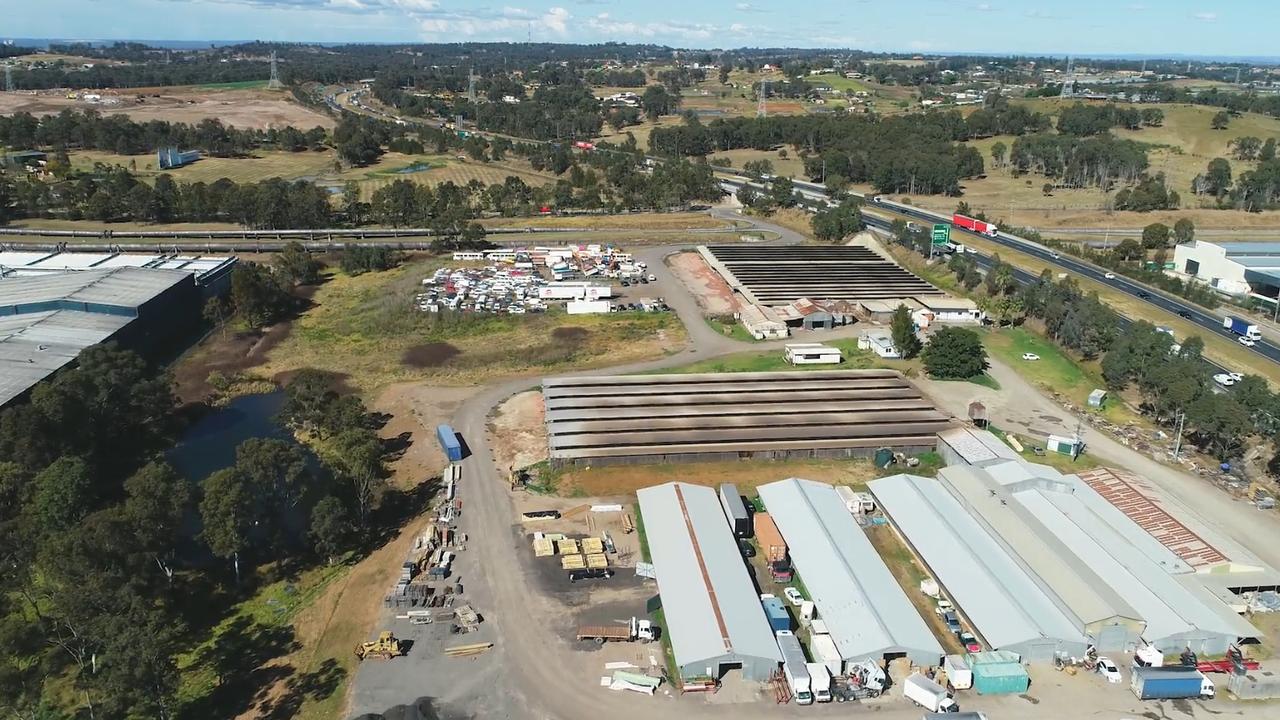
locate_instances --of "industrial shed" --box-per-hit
[636,483,782,681]
[869,474,1088,661]
[699,245,943,307]
[758,478,942,667]
[938,461,1259,654]
[542,370,949,465]
[0,267,198,408]
[936,427,1020,467]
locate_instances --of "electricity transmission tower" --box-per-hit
[757,80,768,118]
[467,69,479,103]
[267,51,284,90]
[3,65,12,93]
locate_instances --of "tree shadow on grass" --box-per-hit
[182,616,302,720]
[258,657,348,720]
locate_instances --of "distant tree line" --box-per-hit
[0,109,327,156]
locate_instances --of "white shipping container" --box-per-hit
[809,633,843,678]
[566,300,611,315]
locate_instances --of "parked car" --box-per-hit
[569,568,614,583]
[738,539,756,559]
[1213,373,1238,387]
[959,632,982,653]
[1021,353,1041,361]
[934,599,954,616]
[1096,657,1122,684]
[783,587,804,606]
[941,611,962,635]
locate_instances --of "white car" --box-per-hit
[783,587,804,606]
[934,599,955,616]
[1239,336,1257,347]
[1095,657,1122,684]
[1104,272,1116,279]
[1213,373,1238,387]
[1229,372,1244,382]
[1021,353,1041,361]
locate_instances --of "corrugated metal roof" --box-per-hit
[636,483,782,670]
[1220,242,1280,256]
[938,427,1020,464]
[0,267,189,310]
[0,310,131,406]
[758,478,942,664]
[937,464,1141,628]
[0,251,234,282]
[869,474,1086,652]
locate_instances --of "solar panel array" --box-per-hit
[702,245,942,306]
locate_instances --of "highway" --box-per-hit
[720,174,1280,372]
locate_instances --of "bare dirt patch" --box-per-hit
[0,87,333,130]
[402,342,462,368]
[551,326,589,343]
[665,250,740,316]
[172,322,294,404]
[488,390,548,475]
[558,458,875,498]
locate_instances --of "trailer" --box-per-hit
[776,630,813,705]
[1130,667,1215,700]
[809,632,843,678]
[576,617,655,644]
[1223,315,1263,340]
[760,594,791,633]
[904,673,959,713]
[806,663,833,702]
[755,512,787,562]
[952,213,998,237]
[941,654,973,690]
[437,424,463,462]
[719,483,751,537]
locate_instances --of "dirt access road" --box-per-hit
[349,216,1280,720]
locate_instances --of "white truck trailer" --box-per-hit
[806,663,832,703]
[904,672,959,713]
[776,630,813,705]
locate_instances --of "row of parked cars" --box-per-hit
[934,598,982,653]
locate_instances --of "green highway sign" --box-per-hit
[932,223,951,245]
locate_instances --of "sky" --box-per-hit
[2,0,1276,58]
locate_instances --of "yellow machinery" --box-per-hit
[354,631,402,661]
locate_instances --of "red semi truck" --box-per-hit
[953,213,999,237]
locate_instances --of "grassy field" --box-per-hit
[255,258,686,392]
[71,148,339,184]
[658,337,914,374]
[556,457,878,498]
[949,230,1280,385]
[989,426,1104,473]
[714,148,807,177]
[803,73,874,94]
[198,79,271,91]
[983,327,1140,425]
[896,100,1280,229]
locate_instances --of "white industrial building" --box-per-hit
[936,427,1020,467]
[636,483,782,681]
[1171,239,1280,301]
[758,478,942,668]
[783,343,842,365]
[870,473,1089,661]
[935,460,1259,655]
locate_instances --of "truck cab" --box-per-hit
[806,663,832,702]
[631,617,655,642]
[1201,676,1216,699]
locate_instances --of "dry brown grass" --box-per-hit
[0,86,333,130]
[71,148,339,185]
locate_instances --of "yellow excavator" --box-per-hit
[354,631,403,661]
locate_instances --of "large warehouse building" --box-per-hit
[870,473,1089,661]
[0,267,199,407]
[0,250,236,295]
[1170,239,1280,300]
[698,244,944,306]
[934,460,1259,654]
[636,482,782,682]
[758,478,942,667]
[542,370,950,465]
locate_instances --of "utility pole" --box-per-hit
[1173,410,1187,460]
[757,80,768,118]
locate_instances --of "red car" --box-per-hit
[959,632,982,653]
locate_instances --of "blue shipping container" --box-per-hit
[1131,667,1207,700]
[761,596,790,633]
[437,424,463,462]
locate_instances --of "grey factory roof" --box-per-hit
[758,478,942,664]
[698,245,942,307]
[1218,242,1280,258]
[542,370,950,462]
[869,473,1088,654]
[0,251,235,282]
[0,310,131,406]
[937,463,1142,629]
[0,267,191,313]
[940,461,1258,647]
[937,427,1021,465]
[636,483,782,670]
